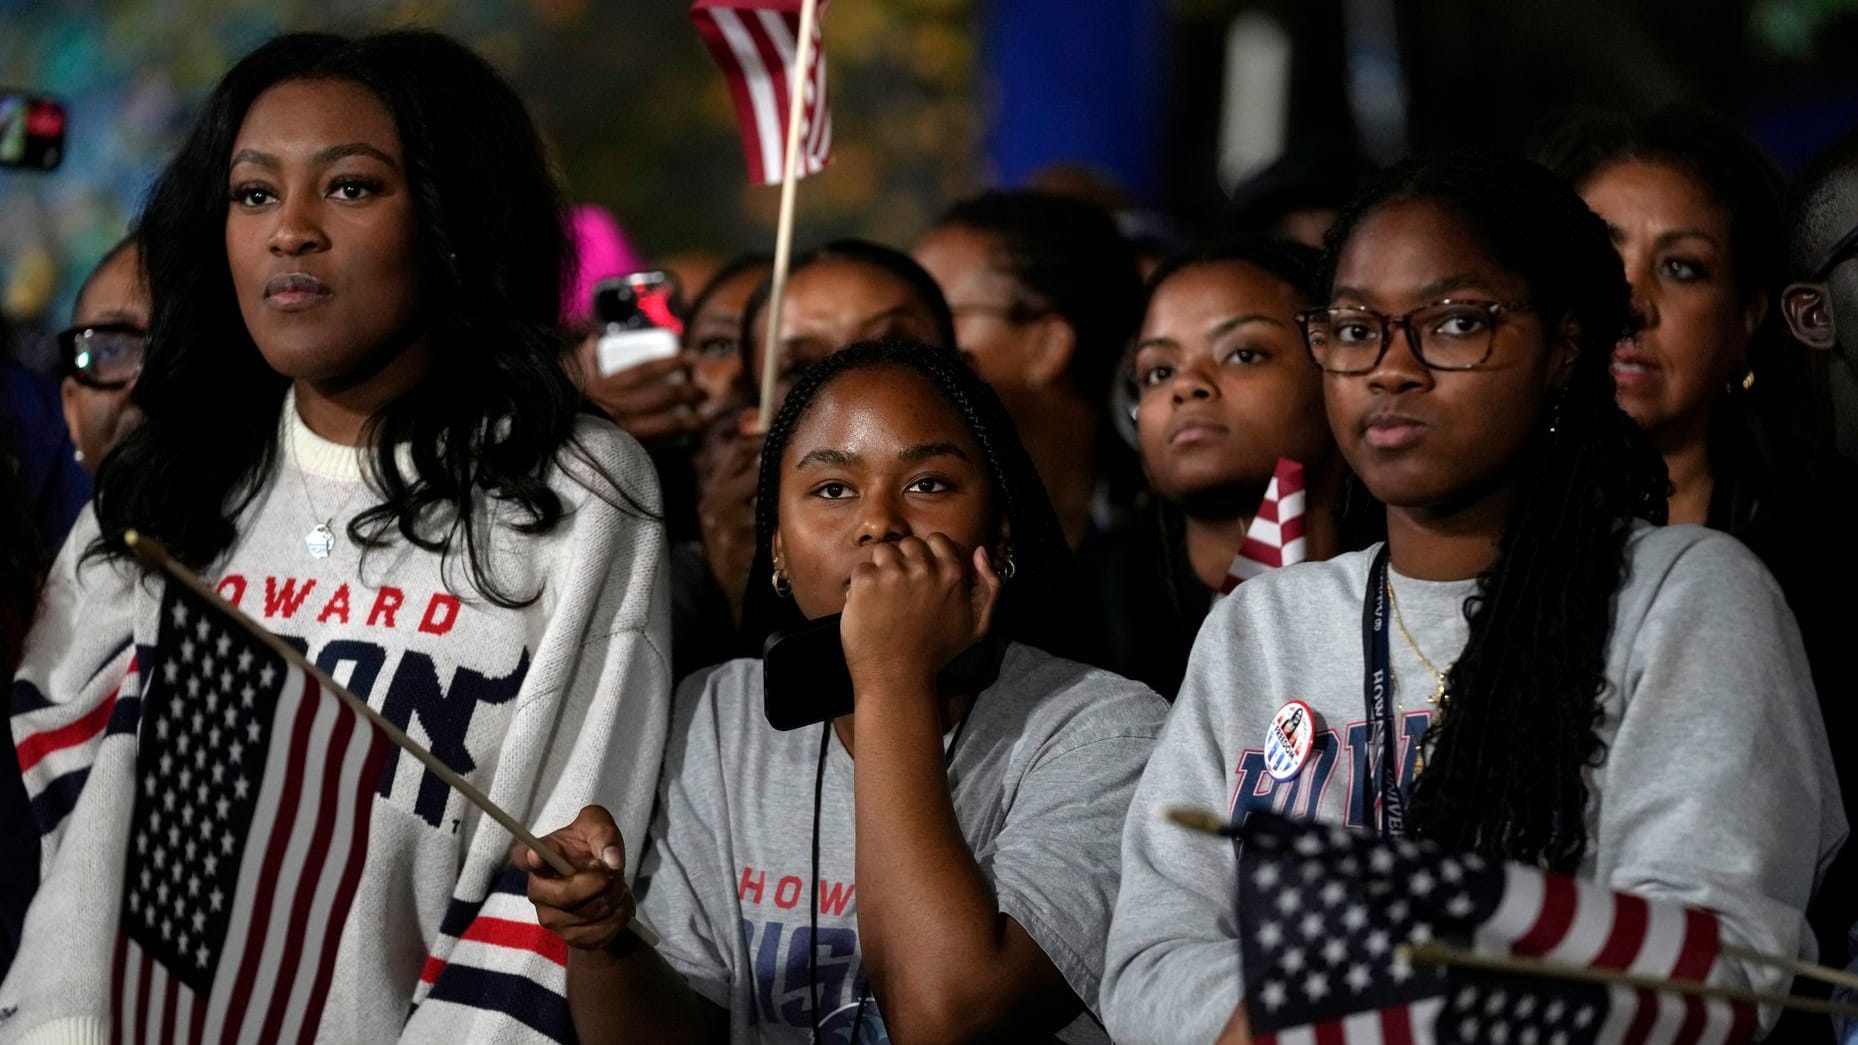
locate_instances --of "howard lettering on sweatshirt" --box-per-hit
[215,571,531,830]
[1229,711,1430,829]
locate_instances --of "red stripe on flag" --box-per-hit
[1379,1004,1416,1045]
[1512,873,1577,956]
[158,966,179,1045]
[691,13,773,183]
[16,685,119,772]
[298,722,389,1036]
[135,950,153,1045]
[1592,891,1650,970]
[1622,986,1659,1045]
[1311,1015,1346,1045]
[189,992,208,1045]
[1727,999,1757,1043]
[1672,996,1708,1045]
[1670,907,1720,981]
[109,931,126,1043]
[221,674,320,1043]
[255,698,356,1044]
[1280,513,1307,544]
[459,916,571,967]
[743,11,793,171]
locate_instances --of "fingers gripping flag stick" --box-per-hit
[1221,458,1308,595]
[691,0,832,186]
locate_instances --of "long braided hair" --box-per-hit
[736,338,1078,661]
[1319,150,1669,872]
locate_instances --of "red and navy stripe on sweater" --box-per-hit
[12,640,143,838]
[411,863,573,1043]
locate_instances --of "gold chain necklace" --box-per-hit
[1387,578,1455,775]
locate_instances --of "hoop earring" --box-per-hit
[771,569,791,597]
[1546,394,1565,437]
[998,551,1016,582]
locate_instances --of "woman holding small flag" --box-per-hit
[1102,150,1847,1044]
[523,339,1166,1044]
[2,30,672,1044]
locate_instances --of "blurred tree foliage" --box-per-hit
[0,0,982,329]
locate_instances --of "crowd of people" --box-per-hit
[0,25,1852,1045]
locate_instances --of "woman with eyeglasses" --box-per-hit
[1101,149,1845,1045]
[1544,109,1858,1003]
[4,31,670,1042]
[58,236,149,474]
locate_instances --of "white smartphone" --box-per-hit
[596,326,681,376]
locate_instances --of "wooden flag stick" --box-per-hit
[1167,808,1858,1009]
[1722,943,1858,993]
[1403,940,1858,1019]
[753,0,822,433]
[125,530,574,876]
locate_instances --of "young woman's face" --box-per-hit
[773,367,998,621]
[683,263,769,420]
[1324,198,1573,510]
[1133,260,1330,509]
[1579,160,1755,444]
[225,78,427,385]
[912,224,1046,396]
[747,260,945,410]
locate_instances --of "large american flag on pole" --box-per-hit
[1237,812,1757,1045]
[690,0,832,185]
[110,579,389,1044]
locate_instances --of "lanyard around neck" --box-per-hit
[1361,546,1406,836]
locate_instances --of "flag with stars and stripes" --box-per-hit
[110,579,389,1044]
[1237,812,1756,1045]
[1221,458,1307,595]
[690,0,832,185]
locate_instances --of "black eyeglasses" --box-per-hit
[1810,220,1858,283]
[1295,299,1535,375]
[58,323,146,390]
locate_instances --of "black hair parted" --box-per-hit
[95,30,649,605]
[933,190,1144,401]
[736,239,958,401]
[1321,148,1669,873]
[1142,236,1323,320]
[737,337,1079,661]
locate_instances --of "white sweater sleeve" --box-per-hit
[400,439,673,1044]
[1,510,144,1045]
[1101,600,1247,1045]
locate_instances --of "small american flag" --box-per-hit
[1221,458,1308,595]
[690,0,833,185]
[1237,812,1756,1045]
[110,580,389,1044]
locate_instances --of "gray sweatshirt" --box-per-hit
[1101,524,1848,1045]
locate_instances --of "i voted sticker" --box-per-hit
[1264,700,1316,781]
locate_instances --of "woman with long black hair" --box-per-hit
[1101,150,1845,1044]
[4,31,670,1042]
[523,339,1165,1044]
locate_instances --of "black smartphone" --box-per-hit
[761,614,1005,731]
[0,90,66,171]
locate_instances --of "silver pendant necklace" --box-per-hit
[288,417,363,560]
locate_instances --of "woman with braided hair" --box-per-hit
[524,339,1165,1043]
[1102,149,1845,1044]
